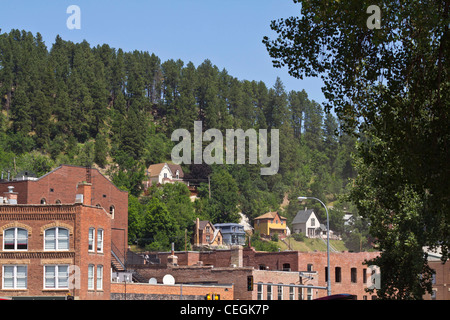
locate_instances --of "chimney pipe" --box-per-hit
[4,186,18,204]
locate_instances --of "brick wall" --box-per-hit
[111,282,234,300]
[0,165,128,256]
[130,265,306,300]
[0,204,111,300]
[149,248,380,299]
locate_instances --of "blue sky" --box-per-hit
[0,0,325,104]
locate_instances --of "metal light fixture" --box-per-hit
[298,196,331,296]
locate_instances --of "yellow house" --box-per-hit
[253,211,287,239]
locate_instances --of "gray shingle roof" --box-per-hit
[292,209,315,224]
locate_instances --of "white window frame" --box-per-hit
[3,228,28,251]
[44,265,69,289]
[2,265,27,289]
[257,282,264,300]
[277,284,283,300]
[44,227,69,251]
[96,265,103,290]
[88,228,95,252]
[97,229,104,253]
[289,286,295,300]
[88,264,94,290]
[267,284,272,300]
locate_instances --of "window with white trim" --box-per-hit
[3,228,28,251]
[2,265,27,289]
[88,264,94,290]
[44,227,69,251]
[267,284,272,300]
[44,265,69,289]
[97,229,103,253]
[277,284,283,300]
[96,265,103,290]
[88,228,95,252]
[257,283,263,300]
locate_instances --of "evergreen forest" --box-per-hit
[0,29,370,251]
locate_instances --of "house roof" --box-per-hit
[254,211,287,220]
[147,163,168,177]
[147,163,184,178]
[292,209,316,224]
[168,164,184,178]
[198,220,214,230]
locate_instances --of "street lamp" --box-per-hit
[298,196,331,296]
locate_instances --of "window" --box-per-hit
[3,265,27,289]
[363,268,367,284]
[325,267,328,282]
[176,170,179,179]
[307,264,313,272]
[307,285,313,300]
[97,229,104,252]
[351,268,357,283]
[277,285,283,300]
[267,284,272,300]
[40,198,47,204]
[289,286,295,300]
[109,205,115,219]
[55,199,61,204]
[298,287,303,300]
[164,173,168,178]
[335,267,342,283]
[88,265,94,290]
[88,228,95,252]
[44,265,69,289]
[3,228,28,251]
[97,265,103,290]
[311,218,315,226]
[257,283,263,300]
[45,227,69,251]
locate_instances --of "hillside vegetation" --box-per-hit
[0,29,371,251]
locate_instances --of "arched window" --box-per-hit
[40,198,47,204]
[3,228,28,251]
[109,205,115,219]
[55,199,61,204]
[44,227,69,251]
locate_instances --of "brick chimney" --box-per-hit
[76,181,92,205]
[3,186,18,204]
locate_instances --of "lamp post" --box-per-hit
[298,196,331,296]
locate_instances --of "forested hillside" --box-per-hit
[0,29,368,250]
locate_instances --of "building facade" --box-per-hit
[0,182,111,300]
[213,223,246,246]
[253,211,287,239]
[193,218,223,247]
[0,165,128,261]
[152,247,380,300]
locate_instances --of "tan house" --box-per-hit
[194,218,222,247]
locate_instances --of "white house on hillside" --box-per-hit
[291,208,323,238]
[144,163,185,187]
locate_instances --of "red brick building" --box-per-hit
[0,183,111,300]
[0,165,128,260]
[152,247,380,300]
